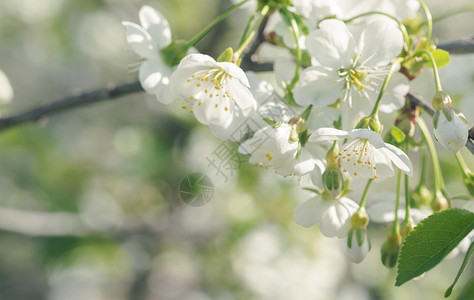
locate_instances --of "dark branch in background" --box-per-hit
[406,92,474,155]
[0,81,143,132]
[240,9,271,71]
[437,37,474,54]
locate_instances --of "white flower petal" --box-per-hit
[138,59,174,104]
[293,66,341,106]
[349,129,385,148]
[309,127,349,142]
[306,19,356,68]
[122,21,159,59]
[138,5,172,48]
[0,69,13,103]
[359,20,403,66]
[293,197,329,228]
[379,72,410,114]
[382,143,413,176]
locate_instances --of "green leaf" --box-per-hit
[444,241,474,297]
[424,49,451,68]
[457,278,474,300]
[396,208,474,286]
[390,126,406,144]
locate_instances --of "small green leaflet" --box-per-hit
[424,49,450,68]
[396,208,474,286]
[444,241,474,297]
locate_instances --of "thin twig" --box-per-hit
[437,37,474,54]
[406,92,474,155]
[0,81,143,132]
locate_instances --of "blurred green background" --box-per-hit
[0,0,472,299]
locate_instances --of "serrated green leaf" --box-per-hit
[424,49,451,68]
[390,126,406,144]
[457,278,474,300]
[396,208,474,286]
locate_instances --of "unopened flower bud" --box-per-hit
[410,184,433,208]
[322,166,343,197]
[433,108,468,153]
[431,192,449,212]
[346,227,370,263]
[400,217,416,239]
[381,224,402,268]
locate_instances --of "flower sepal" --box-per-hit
[159,40,190,67]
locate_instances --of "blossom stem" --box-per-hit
[337,11,409,45]
[429,6,474,24]
[394,170,402,224]
[185,0,251,48]
[404,144,411,220]
[369,57,403,118]
[417,117,446,194]
[418,0,433,42]
[415,49,443,93]
[287,14,302,90]
[359,179,373,209]
[239,8,259,46]
[234,5,270,60]
[454,152,474,196]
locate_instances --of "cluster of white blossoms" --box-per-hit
[123,0,472,265]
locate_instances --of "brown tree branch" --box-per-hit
[437,37,474,54]
[0,81,143,132]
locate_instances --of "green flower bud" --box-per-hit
[381,224,402,268]
[431,191,449,212]
[400,217,416,239]
[322,166,343,197]
[432,91,452,111]
[410,184,433,208]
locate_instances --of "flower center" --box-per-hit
[339,138,378,180]
[334,53,390,106]
[185,68,236,112]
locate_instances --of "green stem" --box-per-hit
[369,57,404,118]
[455,151,471,177]
[404,144,411,220]
[394,170,402,224]
[185,0,251,48]
[359,179,373,209]
[338,11,410,45]
[432,6,474,24]
[418,0,433,42]
[239,8,259,46]
[287,15,302,90]
[234,5,270,60]
[417,117,446,193]
[415,49,443,92]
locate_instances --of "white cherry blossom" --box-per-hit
[309,128,413,182]
[123,6,174,104]
[293,19,407,118]
[239,124,316,177]
[294,195,359,238]
[170,53,257,132]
